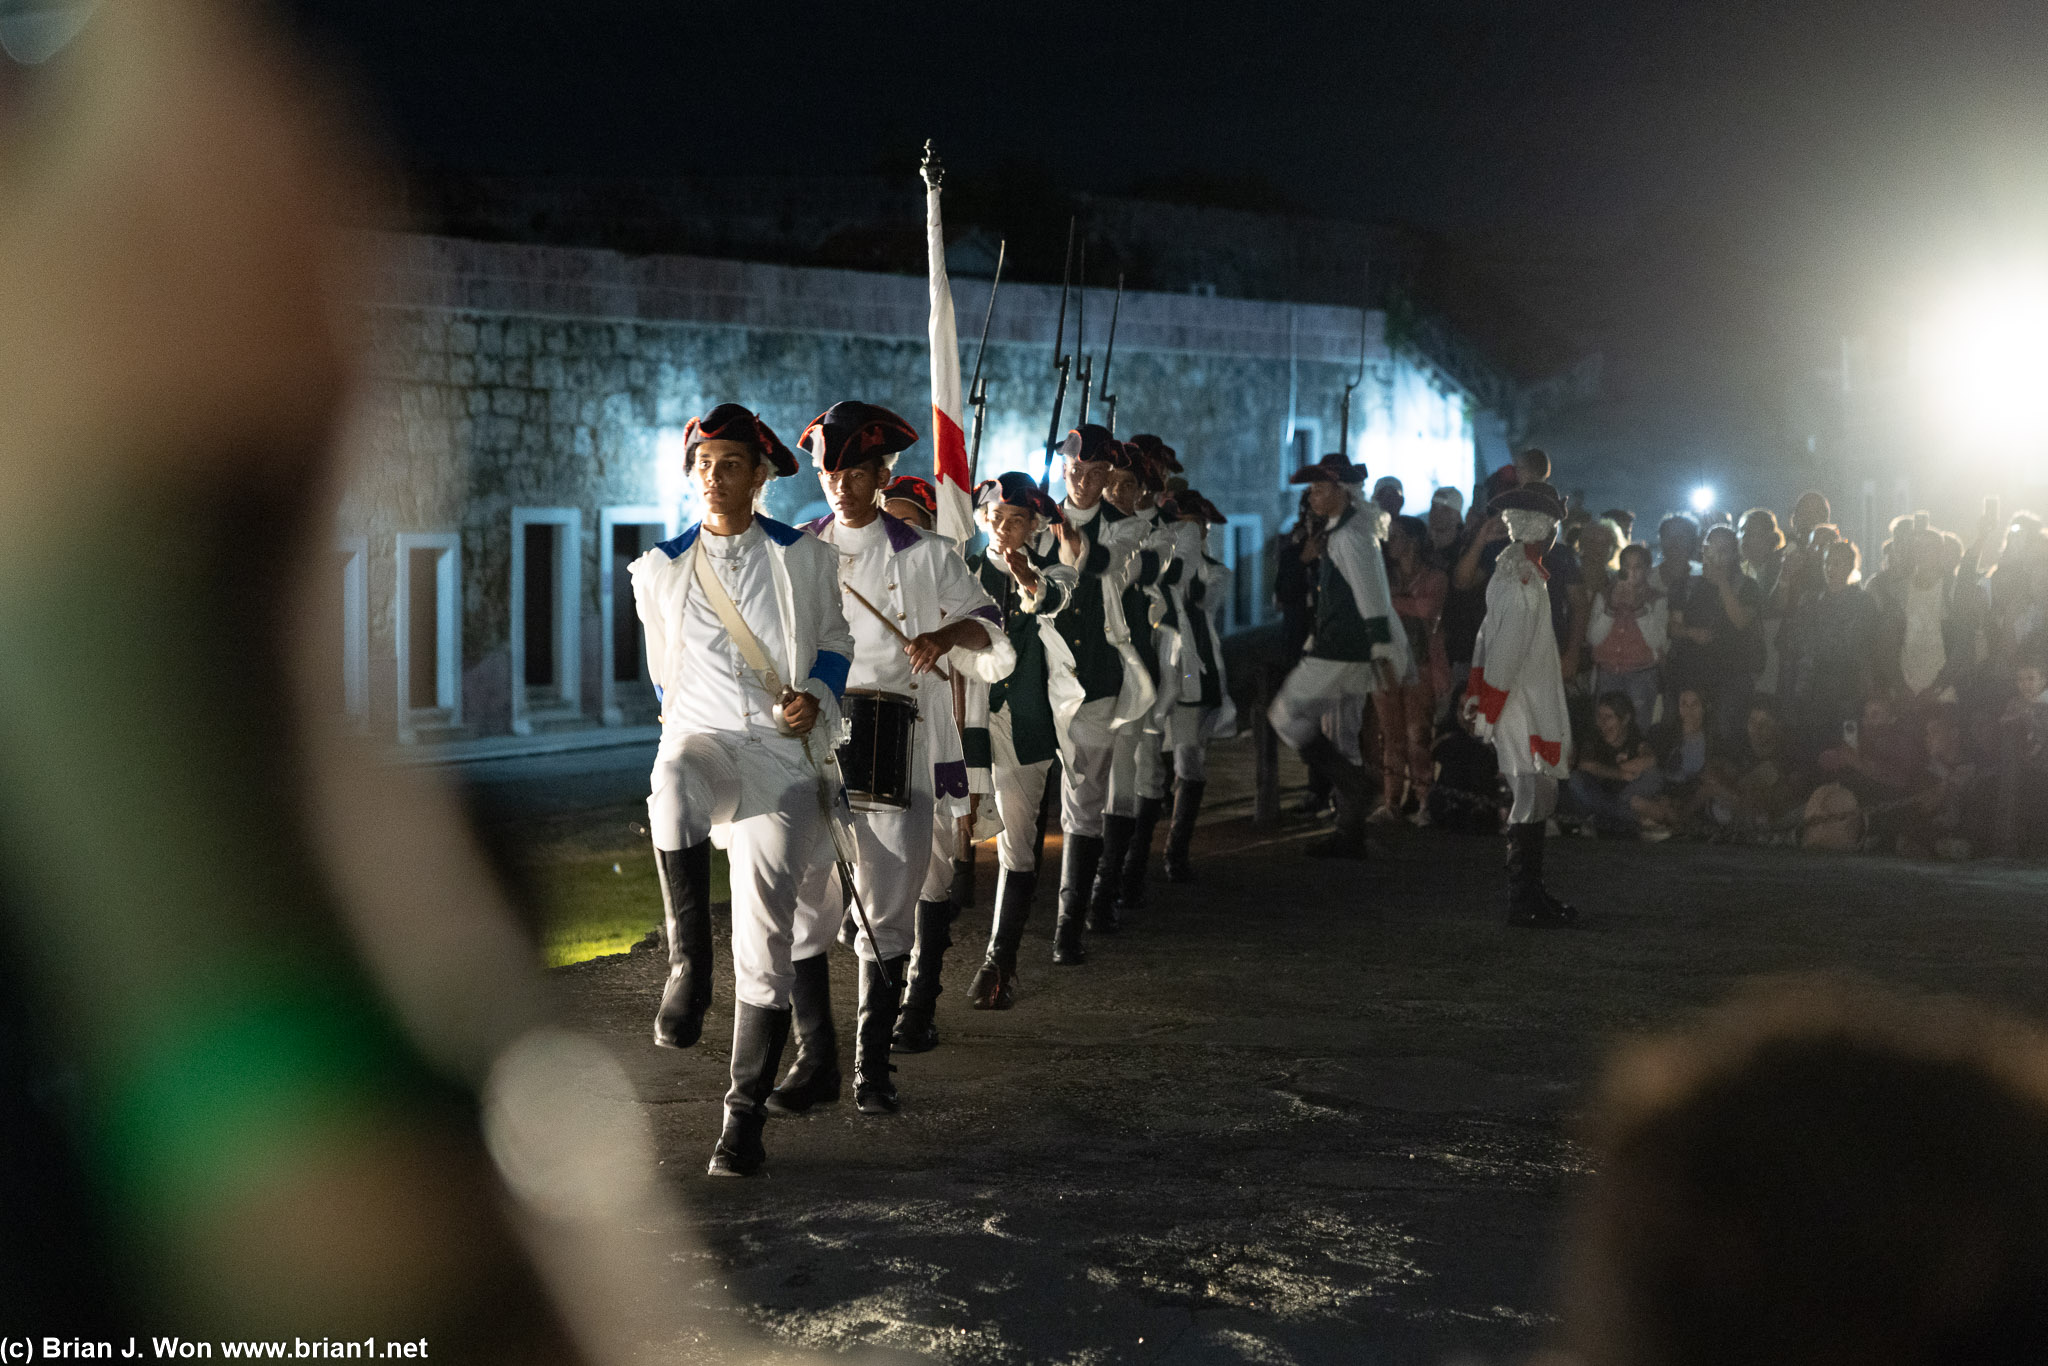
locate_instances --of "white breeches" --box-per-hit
[1507,773,1559,825]
[990,705,1053,872]
[1059,697,1118,838]
[1172,705,1214,782]
[1268,657,1373,761]
[792,729,933,964]
[920,812,955,902]
[1106,719,1166,816]
[647,731,745,852]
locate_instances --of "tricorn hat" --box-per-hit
[683,403,798,478]
[1169,488,1226,525]
[1489,480,1567,521]
[1127,434,1183,474]
[881,473,937,518]
[976,471,1064,526]
[1058,423,1117,464]
[800,401,921,472]
[1289,452,1366,486]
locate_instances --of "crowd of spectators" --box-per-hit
[1273,451,2048,860]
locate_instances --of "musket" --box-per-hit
[964,239,1006,485]
[1339,279,1368,460]
[1039,218,1076,492]
[1099,271,1125,433]
[1074,240,1093,424]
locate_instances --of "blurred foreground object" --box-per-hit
[1567,978,2048,1366]
[0,0,700,1357]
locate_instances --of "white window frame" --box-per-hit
[598,505,668,726]
[394,532,462,743]
[1219,513,1266,635]
[1279,418,1323,491]
[509,507,583,736]
[336,534,369,732]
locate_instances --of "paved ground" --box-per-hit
[497,737,2048,1365]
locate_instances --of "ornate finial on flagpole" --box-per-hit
[921,139,944,192]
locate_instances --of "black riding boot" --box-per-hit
[893,898,958,1053]
[1088,816,1135,932]
[707,1004,792,1177]
[1055,834,1102,964]
[855,955,909,1114]
[969,868,1035,1009]
[1120,796,1166,909]
[1162,779,1206,883]
[1506,821,1575,928]
[1298,738,1371,860]
[764,954,839,1115]
[654,842,715,1049]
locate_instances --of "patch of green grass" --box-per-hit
[532,848,731,968]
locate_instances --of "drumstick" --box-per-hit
[843,584,954,683]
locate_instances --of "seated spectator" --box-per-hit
[1890,707,1988,859]
[1632,687,1712,836]
[1565,693,1662,838]
[1588,542,1668,728]
[1701,701,1811,839]
[1565,979,2048,1366]
[1815,694,1926,810]
[1428,681,1504,834]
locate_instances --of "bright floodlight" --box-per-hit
[1690,486,1715,515]
[1911,265,2048,452]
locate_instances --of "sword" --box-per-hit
[783,689,896,990]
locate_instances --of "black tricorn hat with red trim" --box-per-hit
[1488,480,1567,520]
[683,403,798,478]
[1127,434,1183,474]
[800,401,921,472]
[1289,452,1366,486]
[882,474,937,517]
[1057,423,1117,464]
[976,472,1064,526]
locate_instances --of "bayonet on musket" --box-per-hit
[1074,240,1092,424]
[1099,271,1125,433]
[1039,219,1076,492]
[966,239,1006,485]
[1339,277,1369,460]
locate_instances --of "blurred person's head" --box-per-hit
[1746,702,1780,758]
[1566,979,2048,1366]
[1427,500,1460,548]
[1824,538,1860,590]
[1658,514,1701,565]
[2017,660,2048,702]
[1372,475,1405,517]
[1618,542,1653,588]
[1677,688,1707,734]
[1595,693,1641,749]
[1864,694,1897,730]
[1514,447,1553,483]
[1702,524,1739,573]
[1739,508,1784,563]
[1307,478,1351,520]
[1938,530,1966,578]
[1387,513,1427,565]
[1810,523,1842,550]
[1791,490,1831,537]
[1580,518,1624,574]
[1603,508,1636,542]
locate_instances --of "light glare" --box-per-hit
[1690,486,1715,515]
[1911,265,2048,452]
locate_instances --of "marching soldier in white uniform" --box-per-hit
[1157,488,1236,881]
[1463,480,1579,928]
[1265,453,1415,860]
[964,473,1079,1008]
[628,403,855,1177]
[769,402,1012,1116]
[1047,425,1152,962]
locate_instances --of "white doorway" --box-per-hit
[600,505,668,726]
[336,535,368,731]
[1219,513,1266,635]
[510,507,583,736]
[395,532,462,743]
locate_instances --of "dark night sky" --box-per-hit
[290,0,2048,492]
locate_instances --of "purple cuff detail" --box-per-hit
[969,604,1003,626]
[933,760,971,799]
